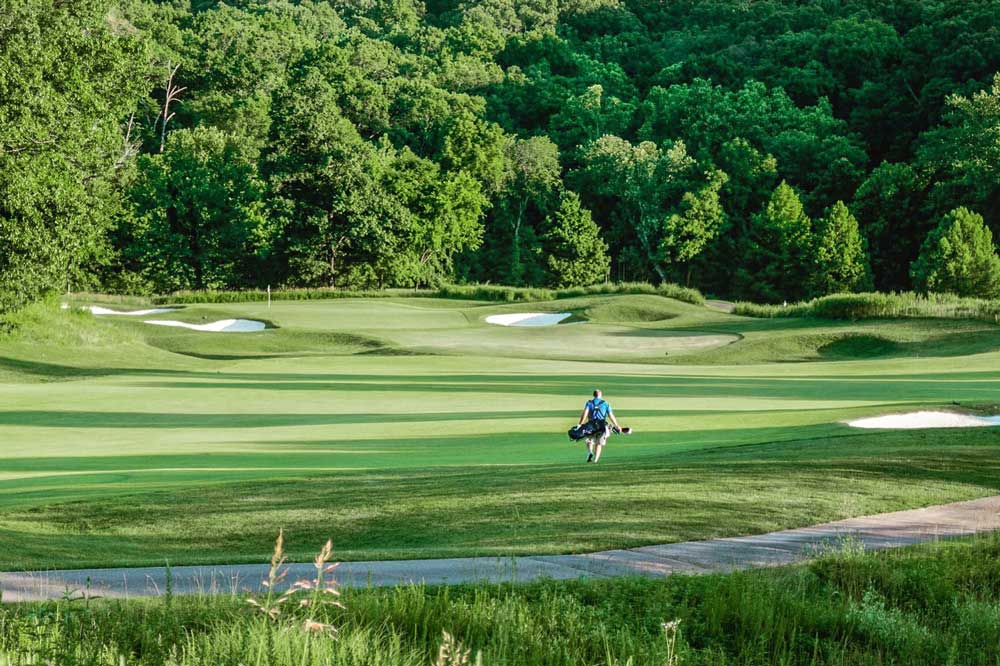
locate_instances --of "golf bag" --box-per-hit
[568,419,608,441]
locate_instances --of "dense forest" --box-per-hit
[2,0,1000,313]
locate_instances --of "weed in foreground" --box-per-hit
[246,530,344,635]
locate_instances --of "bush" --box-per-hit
[153,282,706,306]
[911,207,1000,298]
[734,291,1000,323]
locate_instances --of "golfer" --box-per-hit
[579,389,622,463]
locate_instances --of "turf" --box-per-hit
[0,295,998,571]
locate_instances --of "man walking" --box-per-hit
[579,389,622,463]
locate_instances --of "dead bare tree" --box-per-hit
[159,64,187,153]
[114,113,140,169]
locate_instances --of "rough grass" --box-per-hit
[0,299,139,349]
[3,534,1000,665]
[735,292,1000,324]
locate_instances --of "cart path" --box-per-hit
[3,496,999,602]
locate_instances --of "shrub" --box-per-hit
[152,282,705,306]
[734,291,1000,323]
[911,207,1000,298]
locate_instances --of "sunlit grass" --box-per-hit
[0,296,998,570]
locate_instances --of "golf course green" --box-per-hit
[1,293,998,571]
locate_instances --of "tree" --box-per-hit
[660,170,728,286]
[0,0,145,313]
[918,74,1000,236]
[636,80,867,211]
[550,84,635,160]
[382,148,487,286]
[910,207,1000,298]
[573,136,699,283]
[125,126,267,292]
[543,191,609,288]
[810,201,872,296]
[738,181,814,302]
[492,136,561,284]
[439,110,508,196]
[851,162,930,291]
[269,66,488,289]
[694,139,778,296]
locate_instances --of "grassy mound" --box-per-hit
[0,300,166,382]
[817,330,1000,360]
[147,329,388,360]
[583,295,688,323]
[0,300,138,349]
[679,317,1000,364]
[816,334,904,359]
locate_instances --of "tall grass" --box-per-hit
[148,282,705,306]
[2,534,1000,665]
[0,298,138,347]
[735,292,1000,323]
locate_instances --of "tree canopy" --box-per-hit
[2,0,999,310]
[911,207,1000,299]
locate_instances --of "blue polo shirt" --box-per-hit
[586,398,612,420]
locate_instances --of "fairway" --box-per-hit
[1,294,999,571]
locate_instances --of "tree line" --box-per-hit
[2,0,1000,315]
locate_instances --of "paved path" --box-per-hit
[3,496,999,603]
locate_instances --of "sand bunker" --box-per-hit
[848,411,1000,430]
[86,305,176,316]
[143,319,266,333]
[486,313,571,327]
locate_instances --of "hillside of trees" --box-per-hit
[2,0,1000,314]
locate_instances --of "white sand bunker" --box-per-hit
[848,411,1000,430]
[486,313,571,327]
[143,319,266,333]
[77,305,177,316]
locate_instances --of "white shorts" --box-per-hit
[586,426,610,447]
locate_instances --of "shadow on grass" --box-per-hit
[123,372,1000,402]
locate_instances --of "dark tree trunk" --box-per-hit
[190,213,202,289]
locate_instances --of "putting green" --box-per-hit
[0,295,998,570]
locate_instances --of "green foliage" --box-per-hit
[3,0,1000,311]
[153,287,427,305]
[638,79,867,208]
[155,281,705,306]
[660,170,728,285]
[124,126,268,292]
[919,75,1000,234]
[573,136,701,282]
[473,135,563,286]
[0,0,146,314]
[911,208,1000,298]
[739,182,814,303]
[734,291,1000,324]
[851,162,930,292]
[810,201,872,297]
[542,191,609,288]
